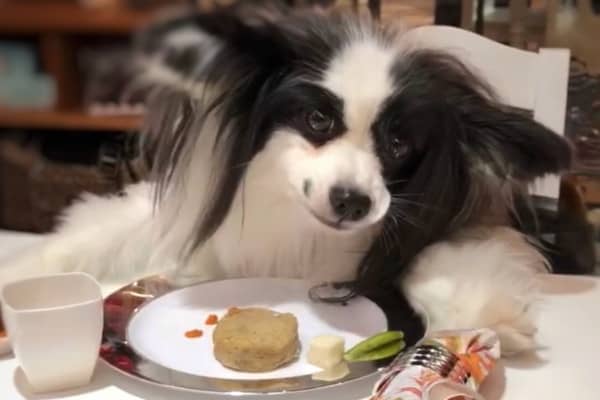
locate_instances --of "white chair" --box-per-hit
[403,25,570,202]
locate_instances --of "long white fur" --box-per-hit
[0,34,547,356]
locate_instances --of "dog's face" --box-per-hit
[139,4,571,290]
[260,39,398,231]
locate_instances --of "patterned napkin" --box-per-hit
[370,329,500,400]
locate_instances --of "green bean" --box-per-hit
[344,331,405,362]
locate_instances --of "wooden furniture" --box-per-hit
[461,0,548,48]
[403,25,570,199]
[461,0,476,29]
[0,109,141,132]
[342,1,433,27]
[0,1,155,132]
[546,0,600,74]
[544,1,600,205]
[348,0,381,19]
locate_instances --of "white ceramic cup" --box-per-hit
[1,272,103,393]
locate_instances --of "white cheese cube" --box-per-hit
[307,335,345,369]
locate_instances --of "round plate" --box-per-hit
[100,276,425,395]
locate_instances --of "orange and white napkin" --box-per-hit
[370,329,500,400]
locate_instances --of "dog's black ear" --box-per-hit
[392,49,572,185]
[135,2,315,251]
[136,2,298,79]
[461,102,572,183]
[189,2,296,68]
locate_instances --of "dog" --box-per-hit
[0,3,571,354]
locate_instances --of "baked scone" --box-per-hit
[213,307,299,372]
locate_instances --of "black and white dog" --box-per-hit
[0,3,571,354]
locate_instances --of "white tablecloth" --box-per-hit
[1,230,599,399]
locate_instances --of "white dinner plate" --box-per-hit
[127,277,386,380]
[100,276,424,396]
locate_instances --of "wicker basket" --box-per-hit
[0,131,146,233]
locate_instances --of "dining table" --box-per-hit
[0,229,599,400]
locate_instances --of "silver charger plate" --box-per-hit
[100,276,420,396]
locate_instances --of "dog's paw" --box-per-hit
[401,227,546,356]
[491,310,537,355]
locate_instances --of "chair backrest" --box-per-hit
[402,25,571,200]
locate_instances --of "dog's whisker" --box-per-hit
[342,249,370,255]
[381,223,396,254]
[239,174,248,240]
[388,207,424,230]
[390,196,425,203]
[391,192,424,198]
[390,198,429,210]
[390,197,443,213]
[385,179,409,185]
[230,160,252,170]
[395,211,424,229]
[382,224,401,254]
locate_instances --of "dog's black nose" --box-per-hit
[329,186,372,221]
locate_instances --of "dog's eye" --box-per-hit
[306,109,334,136]
[389,137,410,160]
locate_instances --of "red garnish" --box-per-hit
[205,314,219,325]
[185,329,204,338]
[113,355,134,372]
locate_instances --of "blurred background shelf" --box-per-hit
[0,0,159,132]
[0,3,156,35]
[0,108,142,132]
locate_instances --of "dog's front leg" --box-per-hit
[399,227,548,355]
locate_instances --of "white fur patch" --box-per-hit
[270,128,390,230]
[402,227,548,354]
[322,39,396,148]
[280,38,396,228]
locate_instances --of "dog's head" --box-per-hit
[137,3,571,290]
